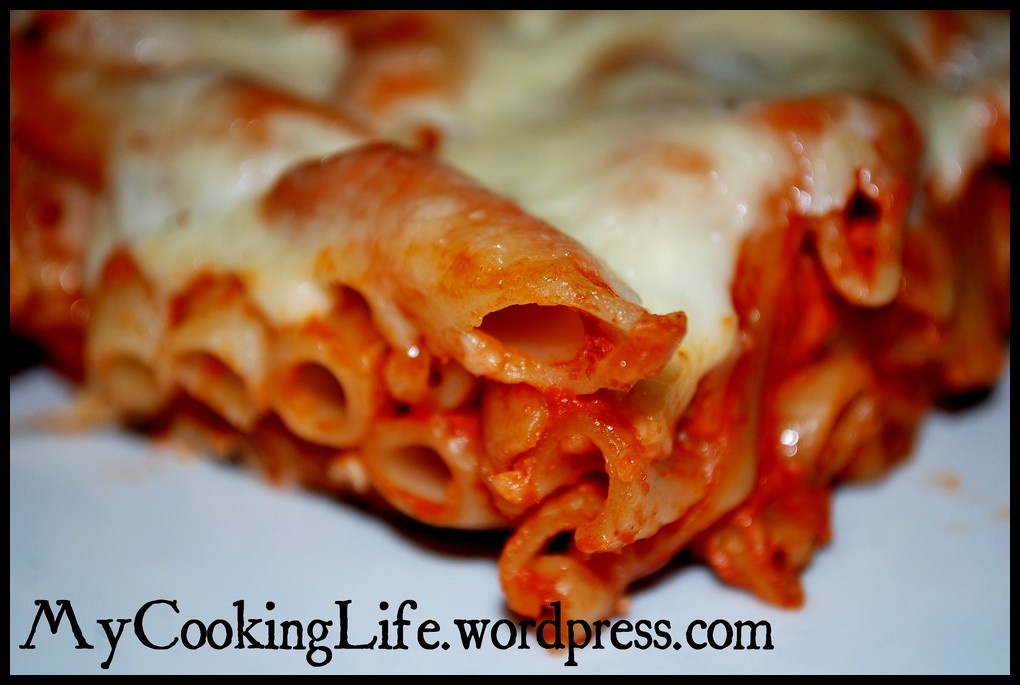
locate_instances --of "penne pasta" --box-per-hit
[8,10,1010,628]
[165,274,270,431]
[363,412,508,529]
[270,289,389,448]
[85,249,171,420]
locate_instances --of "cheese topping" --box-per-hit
[92,11,1007,378]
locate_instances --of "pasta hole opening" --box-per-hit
[381,444,453,504]
[543,531,574,555]
[845,189,882,265]
[846,189,881,225]
[334,284,372,317]
[285,362,348,419]
[476,304,588,364]
[175,352,250,425]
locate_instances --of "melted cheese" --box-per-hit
[439,10,1008,383]
[91,74,365,304]
[131,200,332,324]
[87,10,1008,384]
[440,11,884,382]
[41,10,348,101]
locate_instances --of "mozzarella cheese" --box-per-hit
[93,11,1007,385]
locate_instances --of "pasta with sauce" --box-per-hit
[9,10,1010,624]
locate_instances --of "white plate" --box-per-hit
[10,359,1009,675]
